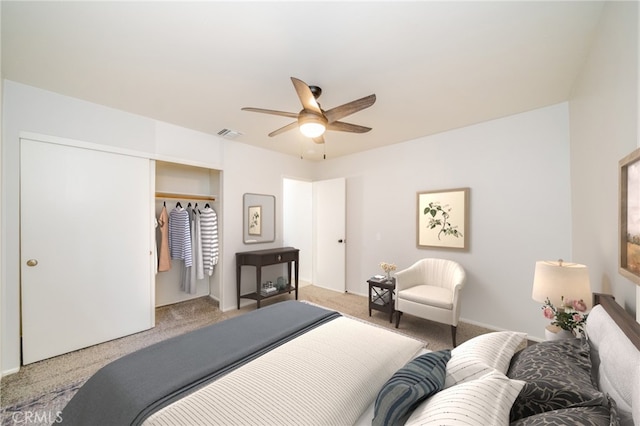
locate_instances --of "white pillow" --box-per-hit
[633,364,639,426]
[445,331,526,388]
[586,304,639,419]
[405,371,525,426]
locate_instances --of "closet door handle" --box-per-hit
[26,259,38,267]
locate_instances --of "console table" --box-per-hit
[236,247,299,309]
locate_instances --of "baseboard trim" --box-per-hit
[1,366,21,377]
[459,316,543,343]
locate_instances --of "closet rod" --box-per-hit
[155,192,216,202]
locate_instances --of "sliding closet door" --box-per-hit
[20,138,153,364]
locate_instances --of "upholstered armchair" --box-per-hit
[394,258,466,347]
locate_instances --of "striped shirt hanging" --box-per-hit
[169,207,193,268]
[200,207,219,276]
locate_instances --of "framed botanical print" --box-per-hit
[417,187,469,250]
[248,206,262,236]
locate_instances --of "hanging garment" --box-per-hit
[158,206,171,272]
[200,207,219,276]
[181,208,197,294]
[194,209,205,280]
[169,207,193,268]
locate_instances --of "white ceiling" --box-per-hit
[2,1,605,161]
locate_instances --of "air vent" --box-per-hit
[217,128,242,139]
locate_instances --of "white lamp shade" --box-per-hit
[532,260,591,308]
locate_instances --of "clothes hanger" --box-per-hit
[205,203,210,209]
[176,201,182,208]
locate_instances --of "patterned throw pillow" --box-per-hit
[507,338,609,422]
[373,350,451,426]
[509,404,618,426]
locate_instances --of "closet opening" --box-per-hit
[155,161,222,307]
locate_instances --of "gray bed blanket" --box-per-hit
[60,300,340,426]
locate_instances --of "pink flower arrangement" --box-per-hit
[541,296,588,334]
[572,299,588,312]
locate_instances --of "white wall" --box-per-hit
[220,142,313,312]
[0,80,315,373]
[569,0,639,316]
[283,178,313,284]
[0,3,4,375]
[315,103,573,340]
[2,0,637,370]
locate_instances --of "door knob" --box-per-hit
[338,239,344,243]
[26,259,38,267]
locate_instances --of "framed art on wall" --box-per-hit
[619,147,640,285]
[243,193,275,244]
[248,206,262,236]
[417,187,469,250]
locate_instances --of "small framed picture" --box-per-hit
[248,205,262,236]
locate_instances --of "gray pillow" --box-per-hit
[373,350,451,426]
[507,338,609,422]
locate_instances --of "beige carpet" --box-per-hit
[0,285,493,421]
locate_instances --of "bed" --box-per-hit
[60,294,639,426]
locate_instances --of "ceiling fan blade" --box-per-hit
[327,121,372,133]
[241,107,298,119]
[323,94,376,123]
[291,77,322,114]
[268,121,299,137]
[312,135,325,144]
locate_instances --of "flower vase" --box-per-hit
[385,272,392,282]
[545,325,574,341]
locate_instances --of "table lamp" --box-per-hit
[532,259,592,309]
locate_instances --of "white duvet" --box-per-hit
[143,316,425,426]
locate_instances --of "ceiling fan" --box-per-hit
[241,77,376,144]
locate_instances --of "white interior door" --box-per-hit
[20,138,153,364]
[312,177,346,292]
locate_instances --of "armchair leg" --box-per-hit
[395,311,402,328]
[451,325,457,347]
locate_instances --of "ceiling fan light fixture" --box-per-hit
[298,112,327,138]
[299,121,326,138]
